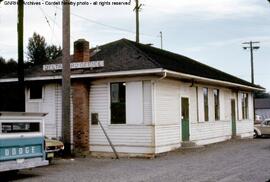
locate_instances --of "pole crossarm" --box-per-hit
[242,41,260,84]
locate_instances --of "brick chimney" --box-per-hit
[74,39,90,62]
[72,38,91,155]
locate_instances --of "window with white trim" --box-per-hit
[214,89,220,121]
[110,82,126,124]
[241,93,248,120]
[203,88,209,121]
[29,84,42,100]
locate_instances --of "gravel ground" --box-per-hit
[1,138,270,182]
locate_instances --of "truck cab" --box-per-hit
[0,112,48,172]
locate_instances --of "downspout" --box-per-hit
[157,70,167,81]
[152,70,167,155]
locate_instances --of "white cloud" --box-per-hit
[0,0,269,59]
[142,0,267,20]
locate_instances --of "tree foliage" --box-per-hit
[46,45,62,61]
[27,32,62,65]
[254,91,270,99]
[27,33,47,65]
[0,57,18,76]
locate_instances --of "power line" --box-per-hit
[51,6,58,44]
[49,3,157,39]
[38,6,62,46]
[71,11,156,38]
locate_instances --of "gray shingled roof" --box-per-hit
[0,38,263,89]
[255,98,270,109]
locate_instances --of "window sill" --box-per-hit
[90,124,152,126]
[28,99,43,103]
[109,124,151,126]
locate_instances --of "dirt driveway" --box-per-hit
[1,139,270,182]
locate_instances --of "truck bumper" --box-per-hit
[0,157,48,172]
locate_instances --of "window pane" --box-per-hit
[203,88,209,121]
[244,93,248,119]
[29,84,42,99]
[111,83,126,124]
[214,89,220,120]
[241,93,248,119]
[2,122,40,133]
[111,83,119,103]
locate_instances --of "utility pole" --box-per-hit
[17,0,25,111]
[160,31,163,49]
[242,41,260,84]
[62,0,71,155]
[242,41,260,123]
[134,0,142,43]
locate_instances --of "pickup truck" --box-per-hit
[0,112,48,172]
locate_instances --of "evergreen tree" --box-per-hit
[27,32,62,65]
[27,33,48,65]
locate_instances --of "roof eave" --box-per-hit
[0,68,164,83]
[165,69,264,92]
[0,68,264,91]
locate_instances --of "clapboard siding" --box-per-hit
[25,76,255,155]
[190,121,231,145]
[90,126,153,146]
[155,80,180,125]
[89,82,154,153]
[236,120,253,138]
[154,79,254,150]
[26,84,57,139]
[235,91,253,138]
[55,85,74,143]
[154,80,181,153]
[26,84,73,142]
[143,81,152,125]
[55,84,62,139]
[155,125,180,145]
[89,84,109,126]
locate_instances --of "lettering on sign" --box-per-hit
[4,146,37,157]
[43,61,104,71]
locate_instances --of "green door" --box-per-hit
[181,97,190,141]
[231,99,236,137]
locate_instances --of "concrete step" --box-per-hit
[181,141,197,148]
[180,141,205,150]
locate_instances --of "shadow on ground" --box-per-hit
[0,171,40,182]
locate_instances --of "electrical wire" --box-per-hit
[38,6,63,45]
[47,2,158,39]
[51,6,58,44]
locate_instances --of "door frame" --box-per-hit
[231,99,237,137]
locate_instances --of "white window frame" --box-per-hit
[27,85,44,102]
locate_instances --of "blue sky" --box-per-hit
[0,0,270,91]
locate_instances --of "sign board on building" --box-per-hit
[43,61,104,71]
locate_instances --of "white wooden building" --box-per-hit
[0,39,264,156]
